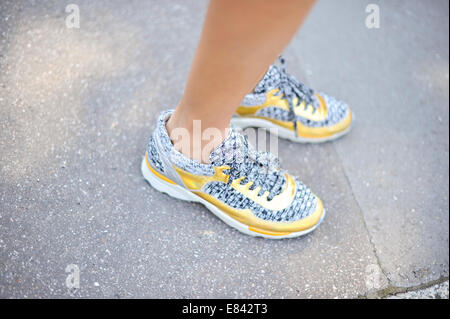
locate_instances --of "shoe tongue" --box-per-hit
[209,130,247,166]
[254,65,283,93]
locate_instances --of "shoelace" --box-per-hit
[223,134,284,201]
[277,56,319,135]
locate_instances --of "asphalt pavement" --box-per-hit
[0,0,448,298]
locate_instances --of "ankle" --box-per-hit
[166,112,229,164]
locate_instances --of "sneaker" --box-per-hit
[231,56,353,143]
[142,110,325,239]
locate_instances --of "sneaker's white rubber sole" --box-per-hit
[141,157,325,239]
[231,117,353,143]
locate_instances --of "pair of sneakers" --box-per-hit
[142,57,353,239]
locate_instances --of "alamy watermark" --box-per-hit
[65,4,80,29]
[365,264,382,290]
[365,4,380,29]
[65,264,80,290]
[169,121,279,165]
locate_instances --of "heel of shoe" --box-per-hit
[141,156,195,202]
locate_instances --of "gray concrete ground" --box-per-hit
[0,0,448,298]
[387,280,449,299]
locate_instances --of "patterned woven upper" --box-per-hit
[147,110,319,223]
[209,130,286,200]
[246,58,351,130]
[207,130,317,222]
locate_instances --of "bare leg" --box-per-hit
[167,0,315,163]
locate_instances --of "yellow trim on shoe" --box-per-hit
[248,227,291,237]
[236,90,329,122]
[174,164,297,211]
[145,153,177,185]
[145,154,324,236]
[173,165,230,190]
[296,110,353,138]
[195,192,325,234]
[230,173,296,211]
[240,110,353,139]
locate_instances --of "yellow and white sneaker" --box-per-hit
[232,56,353,143]
[142,110,325,239]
